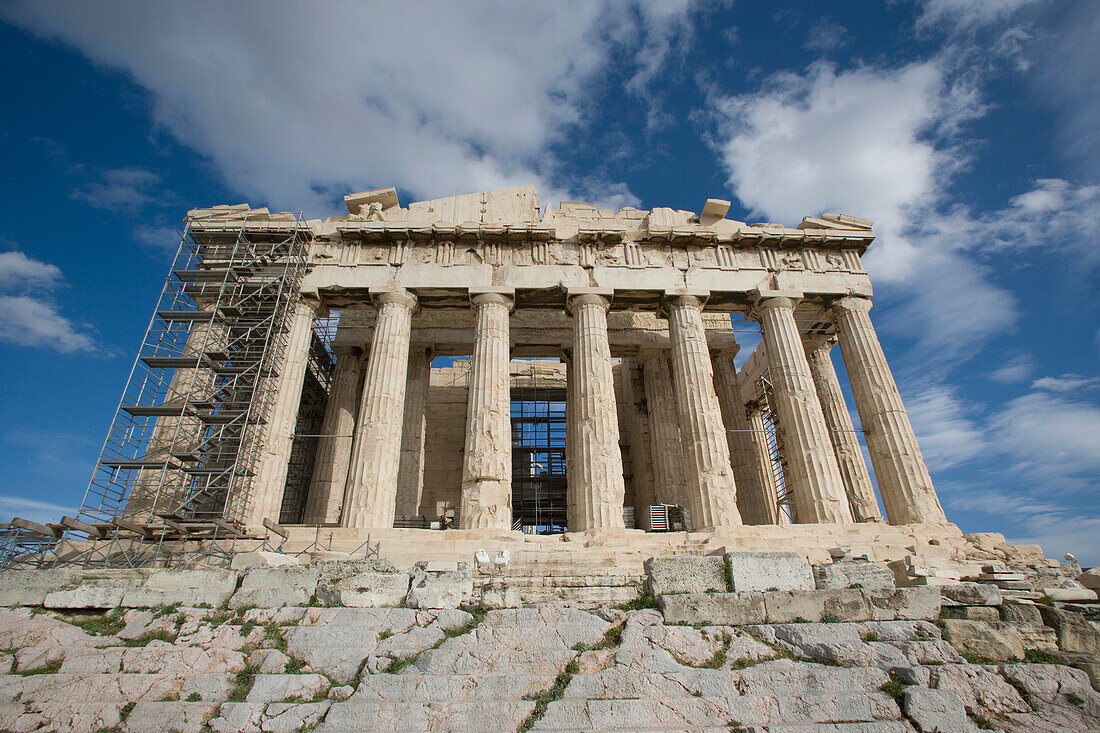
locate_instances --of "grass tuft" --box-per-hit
[16,659,63,676]
[616,589,657,612]
[517,659,580,733]
[861,632,885,642]
[123,629,177,647]
[226,663,260,702]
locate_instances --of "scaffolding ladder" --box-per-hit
[756,375,794,523]
[75,210,311,537]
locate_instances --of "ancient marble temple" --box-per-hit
[186,186,948,534]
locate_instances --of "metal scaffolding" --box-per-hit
[510,365,567,533]
[74,210,312,537]
[754,374,794,524]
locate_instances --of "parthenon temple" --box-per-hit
[75,185,953,556]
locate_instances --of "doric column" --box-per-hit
[638,349,686,509]
[617,360,656,512]
[832,297,947,525]
[459,292,513,530]
[746,406,785,525]
[302,345,363,524]
[342,290,417,528]
[395,346,431,517]
[665,296,741,529]
[756,295,853,524]
[711,350,772,525]
[804,337,883,522]
[568,293,625,531]
[247,296,320,528]
[563,350,578,530]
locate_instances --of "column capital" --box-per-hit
[371,288,418,311]
[832,296,873,314]
[470,290,515,311]
[801,333,838,353]
[709,344,742,359]
[660,290,710,316]
[566,290,612,313]
[332,344,363,361]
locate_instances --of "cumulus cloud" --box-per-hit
[71,167,163,211]
[0,251,99,353]
[0,0,700,216]
[708,59,1012,366]
[1030,374,1100,393]
[804,19,848,52]
[0,250,62,290]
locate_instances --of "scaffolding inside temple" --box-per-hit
[755,375,794,524]
[510,364,568,533]
[71,210,312,539]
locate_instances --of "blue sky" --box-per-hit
[0,1,1097,562]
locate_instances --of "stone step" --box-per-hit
[317,700,536,732]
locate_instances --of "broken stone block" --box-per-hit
[1000,602,1042,625]
[657,591,765,626]
[865,587,941,621]
[1039,606,1100,653]
[1078,569,1100,590]
[43,578,144,609]
[1042,587,1098,602]
[121,569,239,608]
[941,619,1024,661]
[725,551,814,592]
[939,582,1002,607]
[405,562,472,609]
[764,589,870,623]
[479,583,522,609]
[229,551,302,570]
[262,701,330,733]
[326,571,410,607]
[229,567,319,609]
[245,673,329,703]
[903,688,977,732]
[643,555,726,595]
[813,559,895,591]
[0,570,77,606]
[963,606,1000,623]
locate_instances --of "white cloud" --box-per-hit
[804,19,848,52]
[708,60,1012,366]
[0,1,699,216]
[984,353,1035,384]
[904,382,990,470]
[0,495,73,526]
[132,225,181,253]
[1031,374,1100,393]
[0,251,99,354]
[987,390,1100,491]
[917,0,1042,31]
[71,167,162,211]
[0,250,62,290]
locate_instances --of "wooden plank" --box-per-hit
[11,517,64,538]
[163,519,192,535]
[214,519,249,537]
[262,518,289,539]
[60,516,110,539]
[112,518,155,539]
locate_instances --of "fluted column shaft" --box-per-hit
[665,297,741,529]
[342,290,417,528]
[395,346,431,517]
[712,351,772,525]
[757,296,853,524]
[746,407,785,525]
[459,293,513,530]
[568,294,625,530]
[564,352,578,530]
[804,338,883,522]
[248,297,320,527]
[303,345,363,523]
[833,297,947,525]
[639,350,686,508]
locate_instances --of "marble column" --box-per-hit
[568,293,626,531]
[804,337,883,522]
[247,296,320,528]
[747,406,787,524]
[395,346,431,517]
[302,345,363,524]
[832,297,947,525]
[711,350,772,525]
[459,293,513,530]
[756,296,853,524]
[665,296,741,529]
[342,290,417,528]
[639,349,686,509]
[563,351,578,530]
